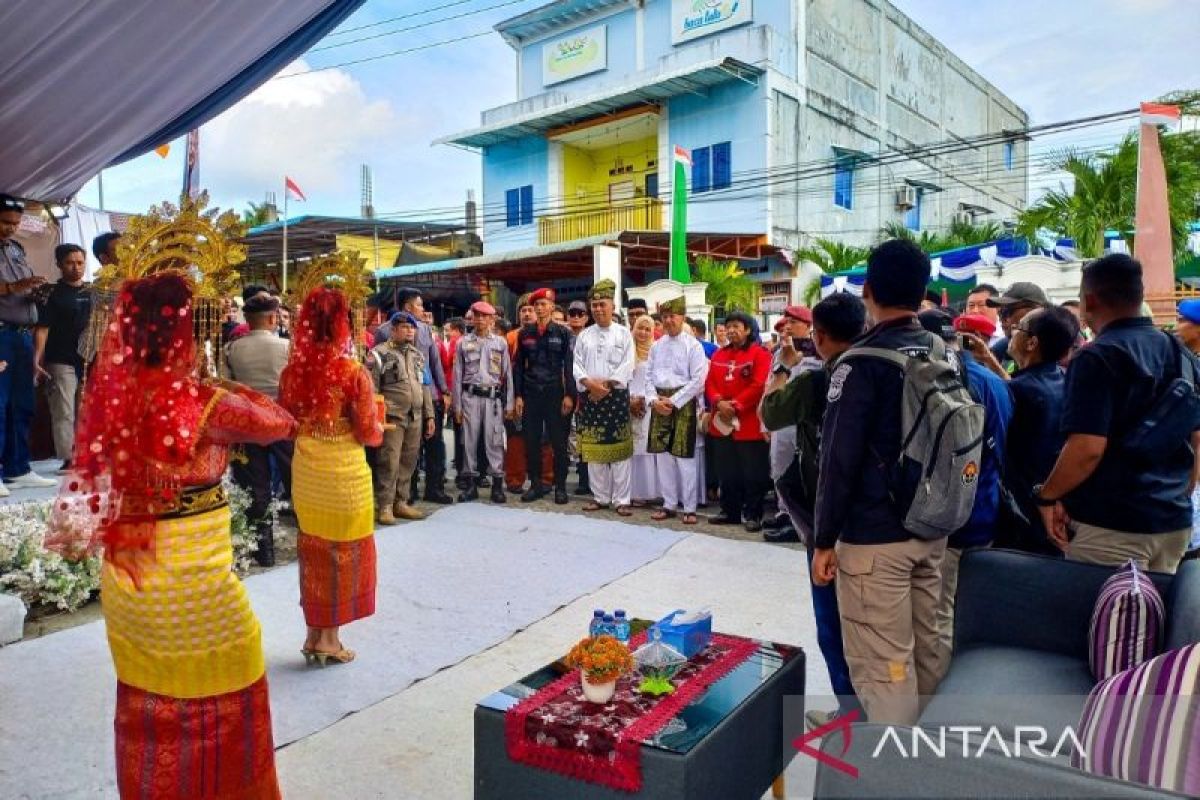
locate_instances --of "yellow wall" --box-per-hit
[561,135,657,209]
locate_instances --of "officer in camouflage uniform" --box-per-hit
[453,301,513,503]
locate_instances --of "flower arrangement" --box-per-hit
[0,476,271,615]
[565,634,634,684]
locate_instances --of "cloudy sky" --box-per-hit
[81,0,1198,224]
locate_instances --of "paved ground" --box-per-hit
[3,462,822,798]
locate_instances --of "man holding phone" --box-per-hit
[762,306,817,537]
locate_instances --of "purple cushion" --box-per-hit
[1088,560,1165,681]
[1073,643,1200,795]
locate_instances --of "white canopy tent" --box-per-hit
[0,0,364,202]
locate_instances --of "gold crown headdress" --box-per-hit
[84,193,248,376]
[288,250,373,307]
[93,193,246,297]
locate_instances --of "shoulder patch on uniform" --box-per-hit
[827,363,852,402]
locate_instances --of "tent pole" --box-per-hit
[282,181,289,294]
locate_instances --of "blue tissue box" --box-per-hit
[655,609,712,659]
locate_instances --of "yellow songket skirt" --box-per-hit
[292,433,377,627]
[100,503,280,800]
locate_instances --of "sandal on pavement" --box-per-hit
[616,506,633,517]
[305,648,356,667]
[582,502,607,512]
[681,513,699,525]
[651,509,675,521]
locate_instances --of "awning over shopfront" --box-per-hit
[373,231,776,291]
[436,58,765,150]
[0,0,364,201]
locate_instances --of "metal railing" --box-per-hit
[537,197,664,245]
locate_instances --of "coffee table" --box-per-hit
[475,638,805,799]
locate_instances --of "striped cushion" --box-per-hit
[1088,560,1165,681]
[1073,644,1200,795]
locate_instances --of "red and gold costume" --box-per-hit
[279,287,385,627]
[54,273,296,800]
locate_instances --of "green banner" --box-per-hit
[669,152,690,284]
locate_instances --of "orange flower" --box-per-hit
[565,634,634,682]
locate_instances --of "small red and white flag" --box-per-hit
[1140,102,1181,128]
[673,145,691,166]
[284,176,307,202]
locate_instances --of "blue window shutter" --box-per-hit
[645,172,658,198]
[692,146,711,193]
[905,189,923,230]
[833,159,853,209]
[1004,141,1014,171]
[505,188,519,228]
[519,184,534,226]
[712,141,732,189]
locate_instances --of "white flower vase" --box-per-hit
[581,673,617,704]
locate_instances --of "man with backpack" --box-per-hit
[762,291,866,727]
[1036,254,1200,574]
[812,239,984,726]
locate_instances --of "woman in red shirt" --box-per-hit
[704,311,772,531]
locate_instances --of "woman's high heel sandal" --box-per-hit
[309,648,356,667]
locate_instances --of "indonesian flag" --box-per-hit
[1140,102,1181,128]
[154,143,171,158]
[285,176,307,202]
[673,144,692,166]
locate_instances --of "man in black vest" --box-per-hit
[513,287,576,504]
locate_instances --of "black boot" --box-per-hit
[459,482,480,502]
[574,463,591,495]
[254,523,275,567]
[491,477,507,504]
[521,484,547,503]
[554,485,569,505]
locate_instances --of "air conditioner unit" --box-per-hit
[952,210,974,226]
[895,185,918,210]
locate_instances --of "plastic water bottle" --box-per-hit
[613,609,630,644]
[589,609,605,637]
[602,613,616,638]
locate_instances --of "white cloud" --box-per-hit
[202,59,402,206]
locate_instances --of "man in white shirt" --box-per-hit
[573,279,635,514]
[644,294,709,525]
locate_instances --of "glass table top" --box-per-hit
[478,637,800,755]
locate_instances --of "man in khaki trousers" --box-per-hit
[811,240,950,726]
[368,312,434,524]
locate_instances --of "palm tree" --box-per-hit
[1016,129,1200,259]
[691,255,760,316]
[241,201,275,228]
[793,238,871,305]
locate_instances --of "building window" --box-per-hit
[689,141,732,193]
[904,188,924,231]
[505,185,534,227]
[833,158,854,210]
[692,147,711,193]
[645,172,659,199]
[712,142,732,189]
[1003,141,1015,171]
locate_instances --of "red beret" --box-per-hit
[530,287,555,303]
[773,318,787,332]
[954,313,997,339]
[470,300,496,316]
[783,305,812,324]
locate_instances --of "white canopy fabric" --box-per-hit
[0,0,363,202]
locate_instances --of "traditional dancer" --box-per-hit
[628,315,658,505]
[453,300,513,503]
[279,286,385,666]
[644,294,709,525]
[53,272,295,800]
[572,279,635,515]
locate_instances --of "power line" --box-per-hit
[311,0,533,53]
[273,30,497,79]
[322,0,480,37]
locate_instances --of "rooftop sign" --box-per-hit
[672,0,753,44]
[543,25,608,86]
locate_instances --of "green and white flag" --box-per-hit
[669,145,691,284]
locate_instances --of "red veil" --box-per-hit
[279,286,360,426]
[49,273,206,573]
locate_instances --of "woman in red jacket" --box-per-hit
[704,311,772,531]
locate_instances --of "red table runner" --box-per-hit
[504,633,759,792]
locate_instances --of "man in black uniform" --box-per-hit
[514,287,576,504]
[811,239,948,726]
